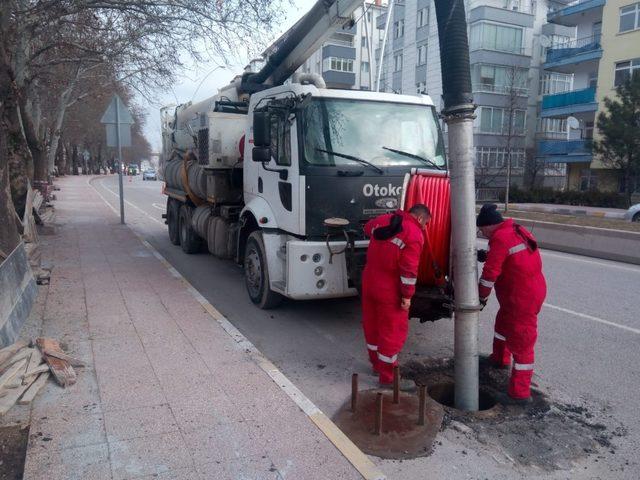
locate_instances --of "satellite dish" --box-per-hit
[567,116,580,129]
[540,35,551,48]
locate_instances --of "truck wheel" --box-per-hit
[633,212,640,223]
[179,204,202,254]
[167,198,181,246]
[244,231,283,309]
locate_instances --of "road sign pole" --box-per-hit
[116,98,125,224]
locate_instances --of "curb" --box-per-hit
[88,177,386,480]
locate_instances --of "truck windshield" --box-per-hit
[301,98,445,168]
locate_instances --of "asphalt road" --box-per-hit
[91,174,640,479]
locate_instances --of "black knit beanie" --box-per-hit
[476,204,504,227]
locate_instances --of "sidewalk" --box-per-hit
[17,176,370,480]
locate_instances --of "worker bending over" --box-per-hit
[362,204,431,388]
[477,204,547,403]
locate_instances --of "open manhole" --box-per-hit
[427,382,497,412]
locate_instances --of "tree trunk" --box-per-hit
[0,16,22,255]
[19,92,46,183]
[71,144,79,175]
[47,80,76,176]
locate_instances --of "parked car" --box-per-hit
[143,169,157,181]
[625,204,640,222]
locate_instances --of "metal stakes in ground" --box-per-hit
[333,386,444,460]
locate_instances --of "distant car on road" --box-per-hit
[127,164,139,176]
[143,169,157,181]
[625,204,640,222]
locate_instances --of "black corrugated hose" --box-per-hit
[433,0,474,114]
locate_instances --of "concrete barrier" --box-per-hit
[512,217,640,265]
[0,243,37,347]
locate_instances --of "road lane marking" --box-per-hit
[94,178,164,225]
[88,175,386,480]
[152,203,166,211]
[543,303,640,335]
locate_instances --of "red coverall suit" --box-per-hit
[362,210,424,384]
[479,219,547,399]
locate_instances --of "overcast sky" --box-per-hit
[143,0,316,152]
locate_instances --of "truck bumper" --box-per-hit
[283,239,368,300]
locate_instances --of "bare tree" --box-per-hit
[0,0,286,254]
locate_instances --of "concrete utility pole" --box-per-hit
[433,0,479,411]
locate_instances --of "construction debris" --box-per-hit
[0,338,84,415]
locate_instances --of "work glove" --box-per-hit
[477,249,488,263]
[479,297,488,311]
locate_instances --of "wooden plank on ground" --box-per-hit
[23,349,42,384]
[0,348,34,373]
[36,338,76,387]
[42,349,85,367]
[18,372,49,405]
[0,376,36,415]
[0,359,28,390]
[0,342,28,367]
[22,364,49,385]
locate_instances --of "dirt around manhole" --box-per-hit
[0,425,29,480]
[403,357,626,472]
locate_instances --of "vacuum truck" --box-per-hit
[160,0,452,317]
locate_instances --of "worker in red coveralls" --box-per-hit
[362,204,431,389]
[476,204,547,404]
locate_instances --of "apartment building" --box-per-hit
[299,2,387,90]
[537,0,604,190]
[375,0,563,198]
[538,0,640,193]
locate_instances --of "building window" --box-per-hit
[475,147,525,169]
[394,19,405,39]
[361,61,370,74]
[588,72,598,89]
[619,3,640,33]
[580,169,598,191]
[417,45,427,66]
[539,72,573,95]
[537,118,568,137]
[329,57,354,72]
[394,53,403,72]
[615,58,640,86]
[478,107,526,135]
[473,64,528,94]
[367,11,372,22]
[361,36,367,48]
[470,22,524,54]
[417,8,429,28]
[584,121,594,140]
[416,81,427,94]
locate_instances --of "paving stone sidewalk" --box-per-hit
[19,176,362,480]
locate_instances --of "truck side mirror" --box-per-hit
[253,111,270,147]
[252,146,271,163]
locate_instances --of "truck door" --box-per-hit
[260,109,302,235]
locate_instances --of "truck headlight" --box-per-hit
[313,253,322,263]
[316,280,325,289]
[314,266,323,276]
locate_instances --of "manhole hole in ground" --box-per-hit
[427,382,497,412]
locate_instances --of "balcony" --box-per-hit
[547,0,605,26]
[473,83,529,96]
[544,34,602,72]
[537,139,593,163]
[541,86,598,117]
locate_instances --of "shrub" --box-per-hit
[499,186,628,209]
